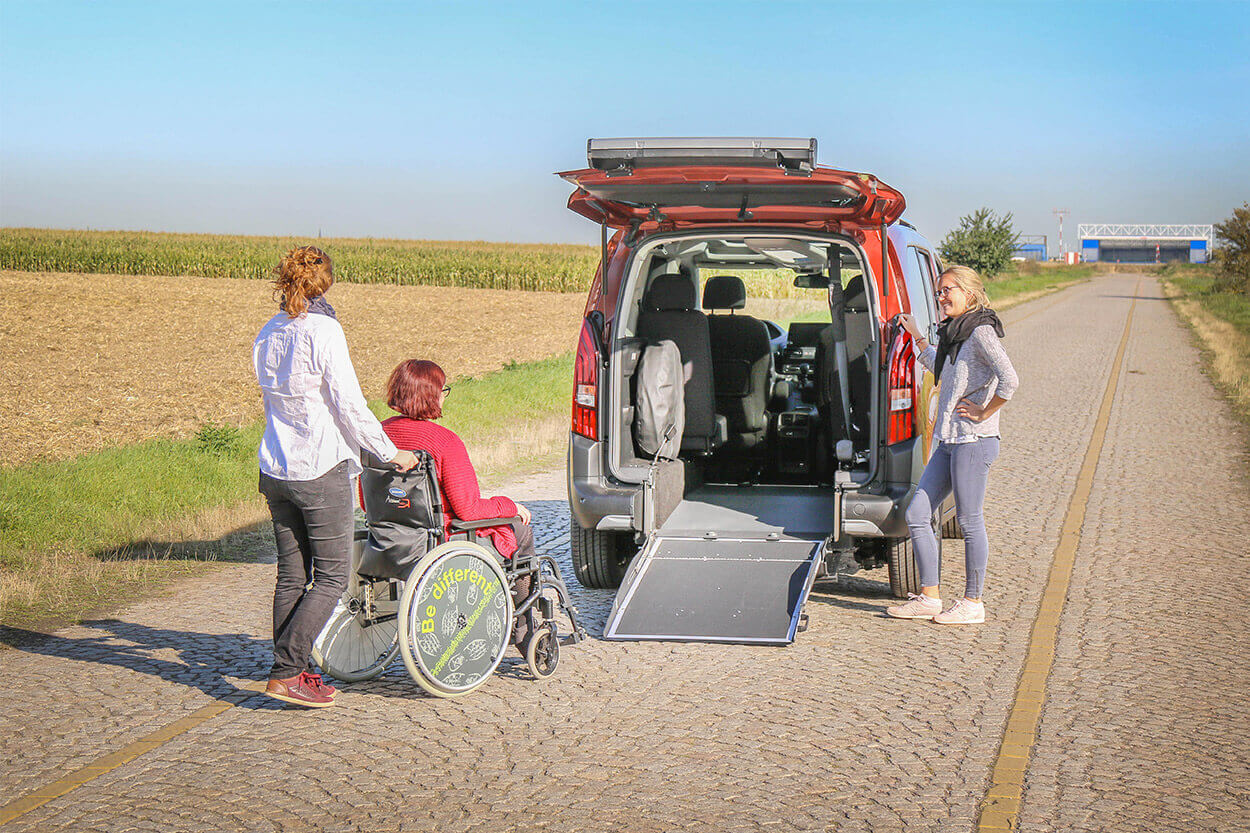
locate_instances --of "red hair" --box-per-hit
[387,360,446,420]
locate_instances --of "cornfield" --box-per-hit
[0,228,601,293]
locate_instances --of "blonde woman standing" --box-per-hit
[889,265,1018,624]
[253,246,418,708]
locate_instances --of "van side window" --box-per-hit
[914,248,942,336]
[903,246,938,339]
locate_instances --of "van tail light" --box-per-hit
[572,319,600,441]
[887,330,916,445]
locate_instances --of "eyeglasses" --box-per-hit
[934,286,960,300]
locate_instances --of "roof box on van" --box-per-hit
[588,137,817,174]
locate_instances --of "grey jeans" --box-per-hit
[904,438,1000,598]
[259,460,353,680]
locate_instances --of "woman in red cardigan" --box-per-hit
[381,359,535,650]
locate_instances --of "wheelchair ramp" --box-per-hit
[603,486,831,644]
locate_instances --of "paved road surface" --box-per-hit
[2,274,1247,832]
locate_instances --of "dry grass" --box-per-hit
[0,270,585,467]
[1161,279,1250,423]
[0,548,213,635]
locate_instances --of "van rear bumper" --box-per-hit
[839,484,914,539]
[567,433,641,530]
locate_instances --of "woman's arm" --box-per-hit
[971,326,1019,400]
[956,394,1008,422]
[957,327,1019,422]
[898,313,936,372]
[317,322,402,464]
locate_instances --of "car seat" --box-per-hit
[702,275,773,451]
[637,267,726,454]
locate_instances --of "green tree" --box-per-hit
[939,207,1018,279]
[1213,202,1250,296]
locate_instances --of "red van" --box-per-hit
[560,138,954,643]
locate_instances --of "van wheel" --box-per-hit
[887,534,939,599]
[887,538,920,599]
[570,521,637,589]
[941,514,963,539]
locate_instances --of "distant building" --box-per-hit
[1012,242,1047,261]
[1078,224,1212,264]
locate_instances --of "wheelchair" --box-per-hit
[313,451,585,698]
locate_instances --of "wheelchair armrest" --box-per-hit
[448,516,520,532]
[354,528,368,541]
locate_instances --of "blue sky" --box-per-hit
[1,1,1246,249]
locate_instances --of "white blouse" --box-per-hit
[253,312,397,481]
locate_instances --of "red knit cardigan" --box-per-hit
[379,416,519,558]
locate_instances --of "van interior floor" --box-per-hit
[603,486,834,644]
[659,484,836,539]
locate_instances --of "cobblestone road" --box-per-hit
[2,275,1247,832]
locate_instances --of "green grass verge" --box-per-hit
[0,354,573,634]
[986,264,1095,307]
[1163,265,1250,334]
[1160,264,1250,432]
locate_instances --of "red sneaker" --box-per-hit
[302,671,337,699]
[264,673,335,708]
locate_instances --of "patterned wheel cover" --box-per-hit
[409,549,511,693]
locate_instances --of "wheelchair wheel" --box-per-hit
[313,600,399,682]
[525,625,559,680]
[397,541,513,699]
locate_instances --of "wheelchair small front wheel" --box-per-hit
[525,625,559,680]
[313,601,399,682]
[397,542,513,698]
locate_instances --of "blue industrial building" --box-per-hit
[1078,224,1212,264]
[1013,242,1048,261]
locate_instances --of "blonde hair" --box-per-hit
[939,265,990,311]
[273,246,333,317]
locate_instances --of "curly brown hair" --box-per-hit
[273,246,333,317]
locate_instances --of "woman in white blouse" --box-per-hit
[253,246,417,708]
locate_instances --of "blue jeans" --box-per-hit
[904,438,1000,598]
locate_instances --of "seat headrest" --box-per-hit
[844,274,869,312]
[646,272,698,311]
[702,275,747,310]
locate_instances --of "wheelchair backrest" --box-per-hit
[357,449,446,580]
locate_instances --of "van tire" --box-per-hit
[570,520,636,589]
[887,533,938,599]
[941,514,963,539]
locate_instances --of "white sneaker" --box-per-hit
[886,593,942,620]
[933,597,986,625]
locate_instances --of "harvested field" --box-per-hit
[0,270,585,466]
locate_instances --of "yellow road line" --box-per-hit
[976,280,1141,831]
[0,681,267,826]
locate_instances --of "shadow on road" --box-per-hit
[0,620,274,704]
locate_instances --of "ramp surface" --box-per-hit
[604,536,822,643]
[605,486,832,644]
